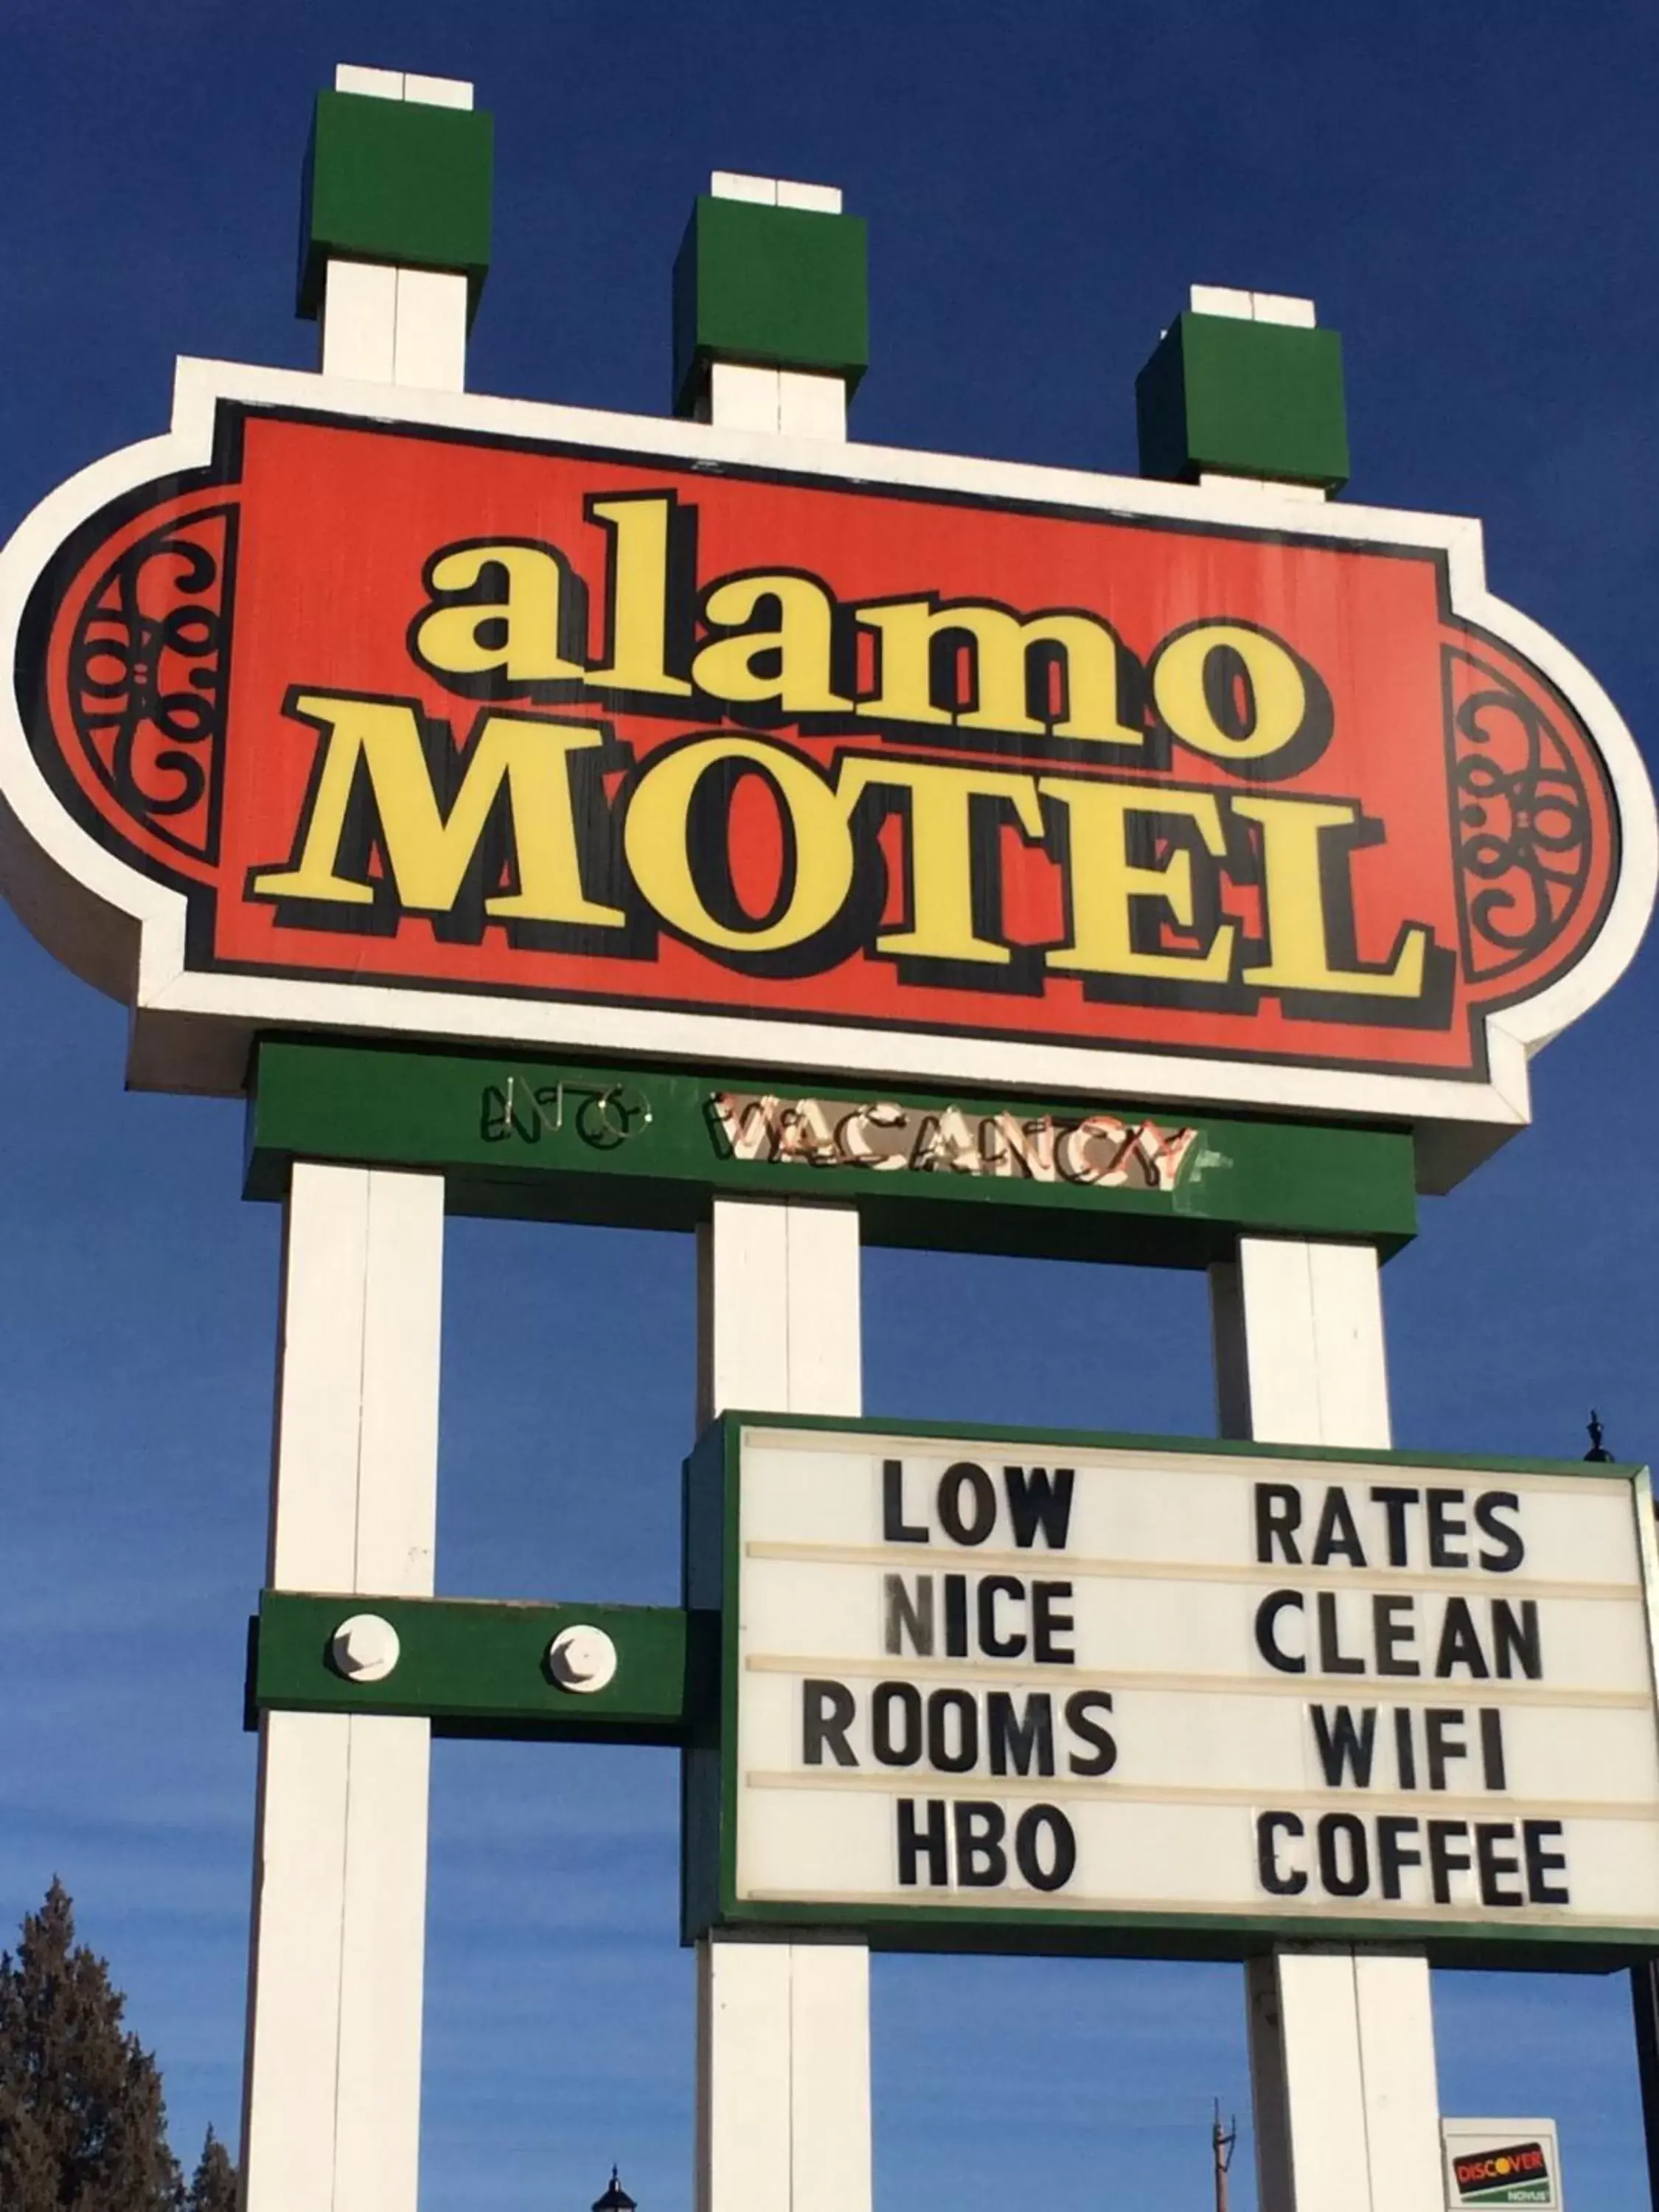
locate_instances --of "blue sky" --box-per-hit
[1,2,1657,2205]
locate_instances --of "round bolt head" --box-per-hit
[331,1613,401,1683]
[546,1624,619,1694]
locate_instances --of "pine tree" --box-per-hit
[0,1877,184,2211]
[187,2126,237,2212]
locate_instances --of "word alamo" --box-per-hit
[248,493,1450,1020]
[709,1093,1198,1189]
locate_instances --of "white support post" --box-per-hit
[695,1197,863,1427]
[1210,1236,1444,2212]
[319,66,473,392]
[695,1916,872,2212]
[240,1164,445,2212]
[689,205,869,2211]
[694,1200,869,2212]
[691,258,869,2208]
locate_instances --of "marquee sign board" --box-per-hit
[682,1415,1659,1964]
[0,359,1650,1186]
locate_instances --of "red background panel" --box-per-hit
[35,408,1621,1082]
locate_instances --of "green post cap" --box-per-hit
[298,88,493,321]
[1135,311,1349,490]
[672,193,869,417]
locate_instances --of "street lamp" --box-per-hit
[592,2168,636,2212]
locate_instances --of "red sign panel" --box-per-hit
[1,379,1646,1139]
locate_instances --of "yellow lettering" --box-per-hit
[838,755,1044,967]
[251,694,625,928]
[412,543,587,684]
[1232,794,1430,999]
[856,599,1142,749]
[1040,778,1236,984]
[585,495,692,697]
[622,734,854,953]
[1151,622,1319,771]
[690,574,849,712]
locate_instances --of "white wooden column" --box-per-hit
[691,172,870,2212]
[695,1197,872,2212]
[241,65,466,2199]
[1210,1235,1443,2212]
[319,65,473,392]
[240,1164,445,2212]
[696,1198,863,1428]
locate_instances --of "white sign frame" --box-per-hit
[0,357,1652,1191]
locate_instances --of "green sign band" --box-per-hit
[244,1040,1417,1263]
[251,1590,706,1743]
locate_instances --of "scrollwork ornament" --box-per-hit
[68,504,234,863]
[1448,646,1592,984]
